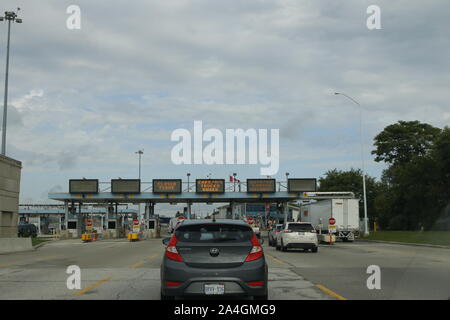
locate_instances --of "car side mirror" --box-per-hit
[162,237,170,246]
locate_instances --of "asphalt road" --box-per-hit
[0,235,449,300]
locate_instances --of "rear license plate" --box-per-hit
[204,284,225,295]
[298,232,305,235]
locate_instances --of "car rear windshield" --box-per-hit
[287,223,314,231]
[276,225,283,230]
[175,223,253,243]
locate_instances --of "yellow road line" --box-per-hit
[0,261,18,267]
[148,254,158,259]
[315,284,347,300]
[265,253,286,265]
[75,277,112,296]
[431,259,450,263]
[0,255,60,268]
[398,253,417,257]
[36,255,60,261]
[130,261,145,269]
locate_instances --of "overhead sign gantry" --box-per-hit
[49,177,355,234]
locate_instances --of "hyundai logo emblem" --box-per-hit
[209,248,220,257]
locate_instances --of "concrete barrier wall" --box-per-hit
[0,237,32,254]
[0,155,22,238]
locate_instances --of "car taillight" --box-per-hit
[284,230,292,233]
[245,234,263,262]
[165,281,182,287]
[165,235,184,262]
[247,281,264,287]
[310,230,316,233]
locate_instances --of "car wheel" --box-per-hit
[311,246,318,253]
[160,290,175,301]
[276,242,280,250]
[281,240,287,252]
[254,294,268,300]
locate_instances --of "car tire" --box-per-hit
[281,240,287,252]
[160,290,175,301]
[276,242,280,250]
[311,246,318,253]
[254,293,268,300]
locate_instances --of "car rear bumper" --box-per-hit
[161,257,268,297]
[285,242,317,249]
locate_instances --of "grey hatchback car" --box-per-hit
[160,219,268,300]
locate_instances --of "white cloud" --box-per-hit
[0,0,447,202]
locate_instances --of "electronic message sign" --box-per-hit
[287,178,317,192]
[246,179,276,193]
[196,179,225,194]
[69,179,98,194]
[152,179,182,194]
[111,179,141,194]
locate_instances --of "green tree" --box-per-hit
[372,122,448,230]
[318,168,380,220]
[372,120,441,165]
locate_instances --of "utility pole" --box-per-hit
[334,92,369,236]
[135,150,144,223]
[1,9,23,155]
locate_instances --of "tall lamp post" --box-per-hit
[135,150,144,221]
[1,9,22,156]
[334,92,369,236]
[285,172,289,191]
[187,173,191,192]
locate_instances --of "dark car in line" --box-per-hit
[18,223,38,238]
[160,219,268,300]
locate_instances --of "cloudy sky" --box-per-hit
[1,1,449,214]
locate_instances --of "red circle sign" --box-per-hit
[133,219,139,225]
[329,217,336,225]
[86,220,93,226]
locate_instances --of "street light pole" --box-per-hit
[334,92,369,236]
[136,150,143,179]
[1,10,22,156]
[285,172,289,192]
[135,150,144,221]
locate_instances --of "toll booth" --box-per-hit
[145,218,160,238]
[67,218,81,238]
[104,215,124,239]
